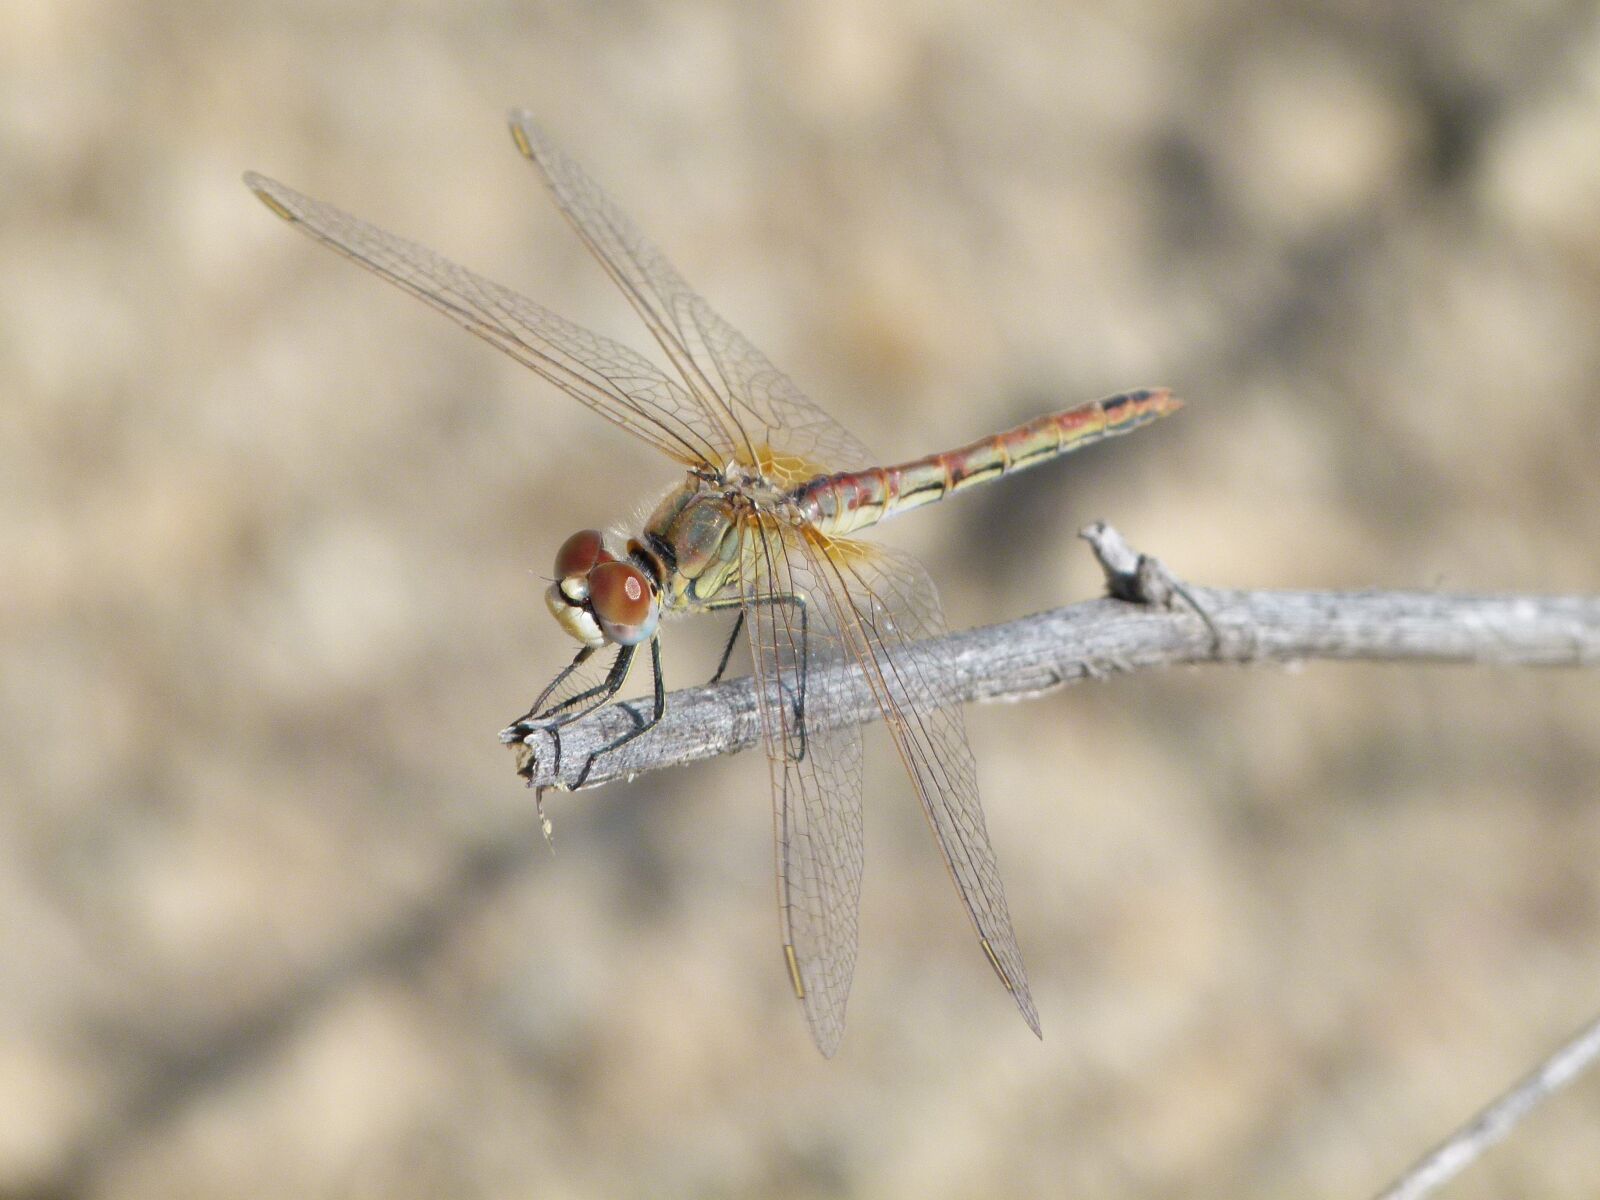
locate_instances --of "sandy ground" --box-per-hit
[5,2,1600,1196]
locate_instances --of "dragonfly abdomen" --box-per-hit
[796,387,1181,537]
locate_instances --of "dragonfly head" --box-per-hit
[545,529,661,648]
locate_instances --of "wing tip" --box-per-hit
[1009,977,1043,1040]
[807,1001,846,1058]
[508,112,535,160]
[812,1027,843,1059]
[1020,996,1044,1040]
[787,944,849,1057]
[507,109,548,163]
[242,172,298,224]
[980,935,1043,1038]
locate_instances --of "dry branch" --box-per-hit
[503,522,1600,791]
[500,522,1600,1193]
[1374,1009,1600,1200]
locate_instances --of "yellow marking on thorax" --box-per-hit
[510,122,534,159]
[783,943,806,998]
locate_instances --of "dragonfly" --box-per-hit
[245,111,1182,1056]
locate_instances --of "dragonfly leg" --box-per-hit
[535,672,626,724]
[775,593,810,760]
[514,643,638,779]
[707,609,745,684]
[707,592,810,762]
[570,637,666,789]
[511,644,596,728]
[520,647,642,730]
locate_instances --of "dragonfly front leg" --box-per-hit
[511,644,597,728]
[569,637,666,789]
[513,643,638,779]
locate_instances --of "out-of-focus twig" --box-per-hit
[1373,1009,1600,1200]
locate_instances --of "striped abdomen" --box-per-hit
[794,387,1182,537]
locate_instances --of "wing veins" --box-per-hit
[800,534,1037,1033]
[808,543,989,901]
[558,202,756,466]
[509,116,760,468]
[245,173,723,467]
[740,514,863,1056]
[508,113,878,480]
[832,552,998,910]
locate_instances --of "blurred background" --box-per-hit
[5,1,1600,1196]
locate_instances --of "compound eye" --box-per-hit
[553,529,610,579]
[589,561,658,645]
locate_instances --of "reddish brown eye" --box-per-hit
[587,560,659,646]
[588,561,651,625]
[553,529,609,578]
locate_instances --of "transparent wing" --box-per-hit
[803,535,1041,1038]
[509,112,877,485]
[738,514,867,1057]
[244,172,727,469]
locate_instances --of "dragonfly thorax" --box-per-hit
[643,484,751,613]
[545,529,661,648]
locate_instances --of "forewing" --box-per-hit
[509,112,876,484]
[244,173,726,468]
[738,514,868,1056]
[803,536,1041,1037]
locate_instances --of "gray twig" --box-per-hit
[503,522,1600,791]
[502,522,1600,1197]
[1373,1009,1600,1200]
